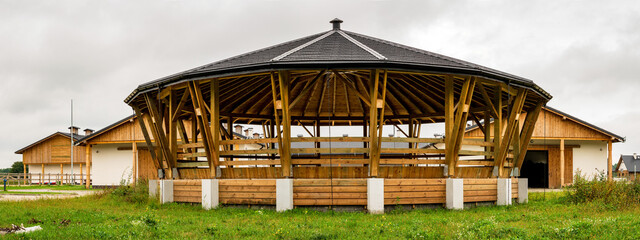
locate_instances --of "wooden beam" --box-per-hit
[495,89,527,177]
[444,75,455,177]
[515,102,544,170]
[210,79,221,178]
[85,145,91,188]
[376,70,389,162]
[144,94,176,173]
[289,70,325,109]
[278,71,292,177]
[369,69,380,177]
[133,106,161,170]
[560,138,565,187]
[168,90,178,174]
[477,83,498,118]
[450,77,477,172]
[493,85,503,176]
[333,71,372,107]
[171,90,190,122]
[187,81,217,178]
[132,142,137,185]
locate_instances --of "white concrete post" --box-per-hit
[367,178,385,214]
[518,178,528,204]
[160,179,173,204]
[497,178,512,206]
[148,179,158,199]
[201,179,219,210]
[446,178,463,210]
[276,179,293,212]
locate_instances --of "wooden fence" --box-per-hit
[0,173,90,186]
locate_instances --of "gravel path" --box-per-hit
[0,189,100,201]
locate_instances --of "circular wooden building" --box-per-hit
[125,19,551,209]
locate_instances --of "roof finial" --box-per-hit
[330,18,343,30]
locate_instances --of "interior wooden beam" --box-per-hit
[289,70,325,109]
[333,71,372,107]
[477,83,498,118]
[493,85,503,176]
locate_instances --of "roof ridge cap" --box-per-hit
[342,30,478,69]
[271,30,336,61]
[338,31,387,60]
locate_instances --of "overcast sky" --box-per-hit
[2,1,639,168]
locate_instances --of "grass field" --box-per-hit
[1,187,639,239]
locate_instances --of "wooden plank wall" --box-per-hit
[137,149,158,180]
[173,179,201,203]
[219,179,276,205]
[455,167,493,178]
[88,118,193,143]
[463,179,497,202]
[22,135,86,164]
[293,179,367,205]
[384,179,446,205]
[547,147,573,188]
[512,178,519,199]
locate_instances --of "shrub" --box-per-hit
[109,179,152,204]
[566,171,640,209]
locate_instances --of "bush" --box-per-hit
[109,179,152,204]
[566,171,640,209]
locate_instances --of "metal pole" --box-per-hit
[71,99,74,185]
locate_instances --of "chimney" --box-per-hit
[234,125,243,134]
[342,134,349,137]
[330,18,343,30]
[253,133,260,139]
[68,126,79,135]
[84,128,94,136]
[297,134,303,137]
[244,128,253,137]
[634,153,637,160]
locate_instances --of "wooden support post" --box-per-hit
[132,142,137,185]
[496,89,526,177]
[484,110,491,160]
[168,90,178,177]
[376,70,388,165]
[144,94,176,175]
[41,164,44,185]
[23,164,26,185]
[85,145,91,189]
[187,82,217,178]
[560,138,565,187]
[278,71,292,178]
[79,163,83,185]
[515,102,544,169]
[608,140,613,181]
[493,85,503,175]
[271,73,286,176]
[210,79,221,178]
[444,76,455,177]
[450,77,476,171]
[369,69,380,177]
[60,164,63,185]
[133,107,161,170]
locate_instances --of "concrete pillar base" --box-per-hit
[497,178,512,206]
[160,180,173,204]
[202,179,219,210]
[446,178,463,210]
[367,178,385,214]
[148,180,158,199]
[276,179,293,212]
[518,178,528,204]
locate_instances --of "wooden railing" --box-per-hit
[174,137,508,168]
[0,173,90,186]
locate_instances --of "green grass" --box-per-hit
[0,190,639,239]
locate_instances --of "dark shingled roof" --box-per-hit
[125,19,551,103]
[620,155,640,173]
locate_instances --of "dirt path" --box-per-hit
[0,189,100,201]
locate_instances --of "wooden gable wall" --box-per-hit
[87,118,194,144]
[22,135,86,164]
[465,108,612,140]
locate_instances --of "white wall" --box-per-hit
[571,140,608,180]
[91,144,134,186]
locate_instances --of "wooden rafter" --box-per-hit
[289,70,325,109]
